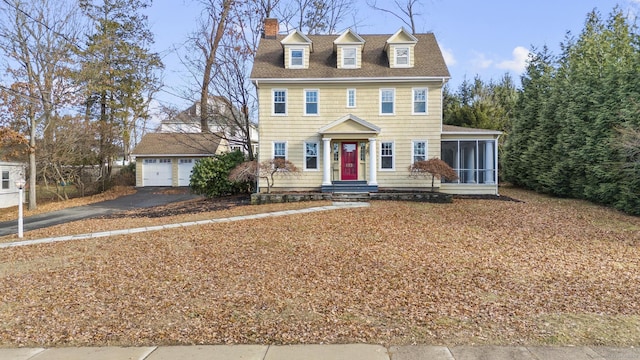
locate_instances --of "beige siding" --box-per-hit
[440,183,499,195]
[171,159,178,187]
[135,160,143,187]
[257,81,444,191]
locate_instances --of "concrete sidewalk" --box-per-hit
[1,344,639,360]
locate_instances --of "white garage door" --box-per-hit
[178,158,195,186]
[142,158,172,186]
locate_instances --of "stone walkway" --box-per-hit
[0,202,369,249]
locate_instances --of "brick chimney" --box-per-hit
[264,18,279,39]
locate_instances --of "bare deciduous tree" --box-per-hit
[366,0,423,34]
[230,158,300,193]
[278,0,354,34]
[0,0,80,209]
[190,0,234,133]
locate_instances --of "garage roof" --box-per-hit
[132,133,223,156]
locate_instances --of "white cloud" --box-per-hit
[496,46,530,73]
[470,52,493,69]
[439,46,457,66]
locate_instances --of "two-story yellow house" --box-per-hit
[250,19,501,195]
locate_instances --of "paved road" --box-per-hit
[0,187,202,237]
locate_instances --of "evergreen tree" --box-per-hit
[503,47,555,188]
[76,0,162,187]
[504,7,640,215]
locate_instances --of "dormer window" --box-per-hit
[395,47,409,66]
[385,28,417,68]
[290,49,304,68]
[281,30,313,69]
[334,29,365,69]
[342,47,357,67]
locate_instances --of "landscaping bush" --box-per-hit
[190,151,249,197]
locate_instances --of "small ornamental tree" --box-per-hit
[229,158,300,193]
[408,158,459,191]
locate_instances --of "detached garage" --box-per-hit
[132,133,226,187]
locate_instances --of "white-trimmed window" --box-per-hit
[342,47,357,67]
[380,141,394,170]
[347,89,356,108]
[413,88,427,114]
[412,141,427,163]
[380,88,395,115]
[1,171,9,190]
[304,142,319,170]
[273,141,287,160]
[395,47,409,66]
[273,89,287,115]
[304,89,319,115]
[290,48,304,68]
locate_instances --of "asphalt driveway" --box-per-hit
[0,187,202,237]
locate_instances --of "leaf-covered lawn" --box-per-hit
[0,187,638,347]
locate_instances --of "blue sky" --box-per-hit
[146,0,638,111]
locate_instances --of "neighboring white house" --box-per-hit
[131,97,259,187]
[158,97,259,156]
[0,161,26,209]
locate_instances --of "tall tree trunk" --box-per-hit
[199,0,233,133]
[28,126,37,210]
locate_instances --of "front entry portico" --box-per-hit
[319,114,380,192]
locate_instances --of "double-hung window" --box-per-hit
[304,142,318,170]
[290,49,304,68]
[413,88,427,114]
[273,142,287,160]
[273,89,287,115]
[412,141,427,163]
[1,171,9,190]
[342,47,357,67]
[347,89,356,108]
[380,142,394,170]
[395,47,409,66]
[304,89,318,115]
[380,89,395,115]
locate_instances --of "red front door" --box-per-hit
[341,142,358,180]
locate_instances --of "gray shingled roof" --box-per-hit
[132,133,223,156]
[250,33,450,79]
[442,125,503,135]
